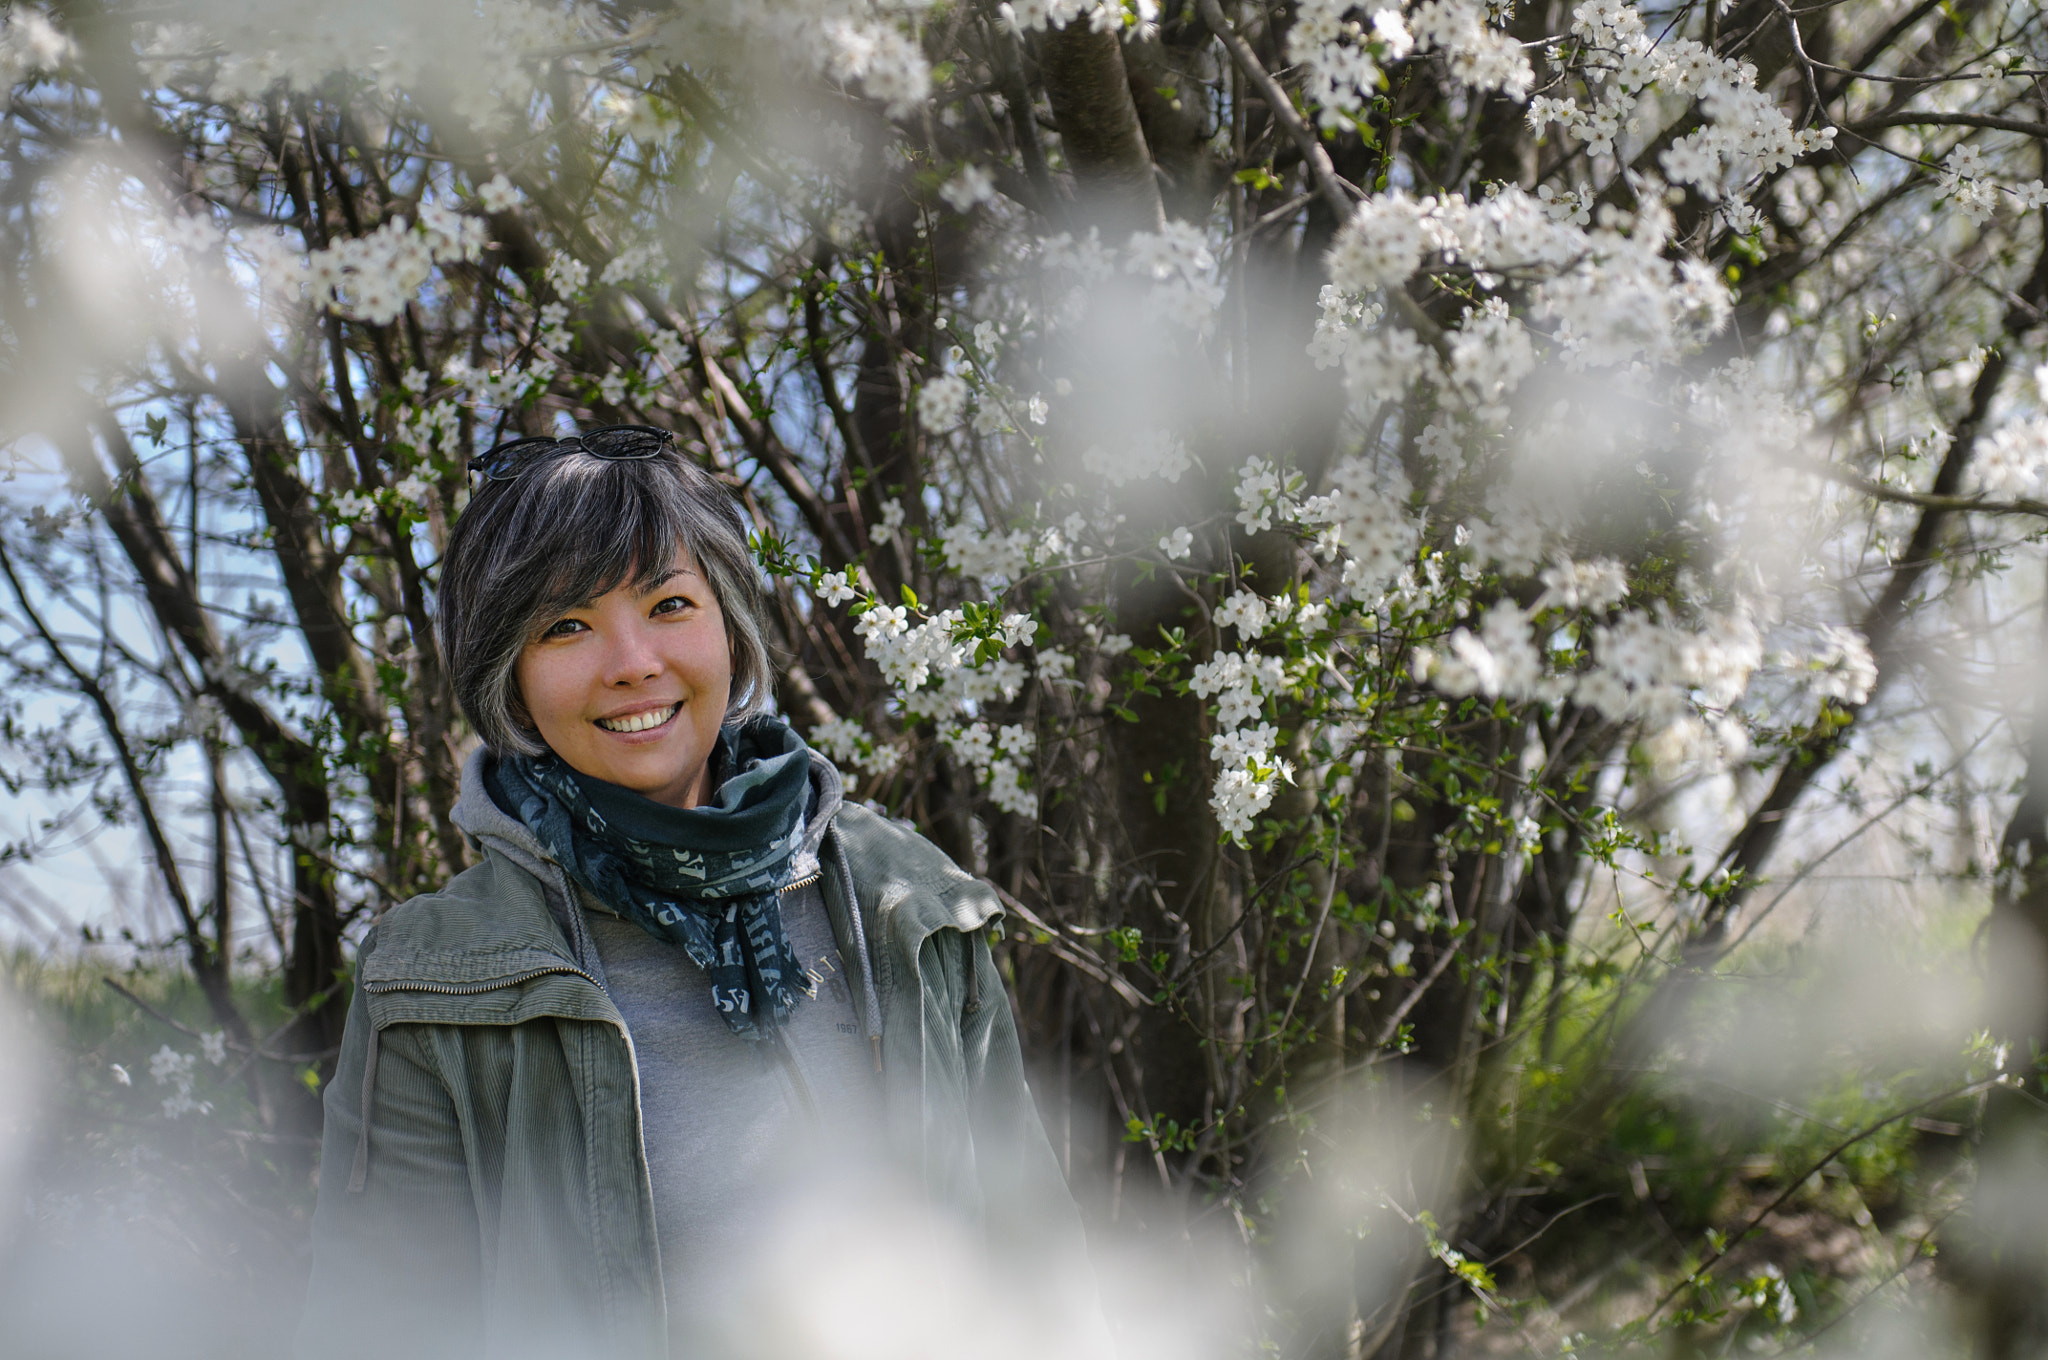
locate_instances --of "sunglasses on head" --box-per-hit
[466,424,675,483]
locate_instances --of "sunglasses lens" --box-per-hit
[581,427,669,460]
[469,436,556,481]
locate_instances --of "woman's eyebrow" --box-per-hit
[646,566,700,590]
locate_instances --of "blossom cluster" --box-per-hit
[938,521,1038,588]
[1415,595,1767,739]
[1208,722,1292,840]
[149,1039,223,1120]
[1523,2,1834,198]
[1124,222,1224,333]
[1938,143,2048,228]
[999,0,1145,35]
[1190,648,1297,840]
[843,596,1047,810]
[852,602,1035,713]
[1289,0,1529,134]
[807,715,903,779]
[652,0,936,117]
[0,6,73,104]
[1037,225,1221,337]
[941,721,1038,818]
[1082,429,1192,487]
[147,0,586,129]
[1321,184,1731,397]
[442,355,558,413]
[248,207,486,325]
[1973,416,2048,498]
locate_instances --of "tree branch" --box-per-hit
[0,538,248,1045]
[1197,0,1357,219]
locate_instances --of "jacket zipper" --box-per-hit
[780,870,821,893]
[363,964,599,996]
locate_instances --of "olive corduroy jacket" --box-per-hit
[295,779,1091,1360]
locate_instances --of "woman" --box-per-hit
[297,427,1100,1360]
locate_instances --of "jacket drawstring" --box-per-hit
[830,833,885,1073]
[346,1024,381,1193]
[964,932,981,1017]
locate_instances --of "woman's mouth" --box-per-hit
[594,703,681,734]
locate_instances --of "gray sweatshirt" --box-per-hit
[572,760,887,1338]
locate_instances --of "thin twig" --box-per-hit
[1644,1074,2001,1326]
[991,882,1152,1008]
[102,977,335,1065]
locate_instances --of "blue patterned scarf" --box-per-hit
[487,716,814,1036]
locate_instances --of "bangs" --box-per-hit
[502,456,699,633]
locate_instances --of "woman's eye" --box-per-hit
[652,594,694,617]
[543,618,586,638]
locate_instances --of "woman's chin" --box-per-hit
[594,751,712,808]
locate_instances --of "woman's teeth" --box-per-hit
[596,704,679,734]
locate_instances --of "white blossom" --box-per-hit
[918,373,970,430]
[1408,0,1532,99]
[1214,590,1272,639]
[939,522,1033,584]
[939,164,997,213]
[1126,221,1224,332]
[1190,650,1286,730]
[815,571,857,607]
[1208,722,1292,841]
[1796,624,1877,706]
[1083,428,1191,485]
[1326,195,1430,294]
[1535,556,1630,613]
[941,720,1037,816]
[1300,457,1418,602]
[1973,418,2048,497]
[818,16,931,115]
[1235,457,1297,534]
[1428,602,1545,700]
[477,173,519,213]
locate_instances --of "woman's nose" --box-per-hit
[600,621,662,686]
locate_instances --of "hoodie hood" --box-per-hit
[450,742,847,913]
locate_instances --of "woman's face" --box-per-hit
[513,549,733,809]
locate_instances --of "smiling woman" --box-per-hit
[296,428,1106,1360]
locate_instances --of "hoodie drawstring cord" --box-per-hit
[346,1024,381,1194]
[830,833,885,1073]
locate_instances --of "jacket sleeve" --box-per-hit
[296,966,486,1360]
[953,926,1118,1358]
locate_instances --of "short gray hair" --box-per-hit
[436,437,773,756]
